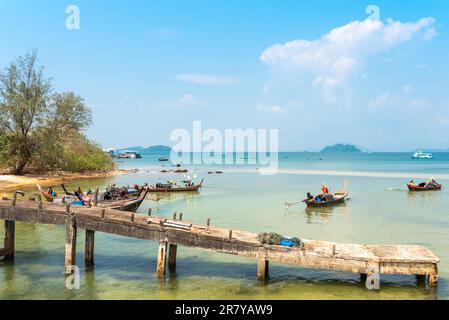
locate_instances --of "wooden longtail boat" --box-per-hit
[40,184,148,212]
[407,183,442,191]
[147,179,204,193]
[37,185,83,205]
[304,191,348,208]
[37,184,56,202]
[98,187,149,212]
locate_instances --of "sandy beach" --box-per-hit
[0,169,136,191]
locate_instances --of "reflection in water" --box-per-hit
[304,203,349,224]
[407,190,439,201]
[151,191,200,202]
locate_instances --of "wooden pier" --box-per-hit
[0,199,439,288]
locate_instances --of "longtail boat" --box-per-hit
[37,185,83,205]
[304,191,348,208]
[37,184,58,202]
[407,182,442,191]
[147,179,204,192]
[39,184,149,212]
[98,187,149,212]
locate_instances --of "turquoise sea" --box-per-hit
[1,152,449,299]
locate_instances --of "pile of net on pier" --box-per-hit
[257,232,302,247]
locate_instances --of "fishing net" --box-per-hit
[257,232,284,245]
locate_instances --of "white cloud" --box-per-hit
[368,92,429,110]
[261,17,436,104]
[159,94,205,107]
[257,103,286,113]
[176,74,240,86]
[368,93,399,110]
[147,28,181,39]
[408,98,429,108]
[175,94,205,106]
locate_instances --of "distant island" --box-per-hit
[321,144,362,153]
[120,145,172,154]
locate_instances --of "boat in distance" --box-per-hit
[147,179,204,192]
[304,191,348,207]
[412,151,433,159]
[407,182,442,191]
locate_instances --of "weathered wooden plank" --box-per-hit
[257,258,269,281]
[168,244,177,271]
[157,241,167,276]
[4,220,15,261]
[65,214,77,275]
[85,229,95,266]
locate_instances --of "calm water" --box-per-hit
[1,152,448,299]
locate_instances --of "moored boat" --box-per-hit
[304,191,348,208]
[147,179,203,192]
[407,182,442,191]
[412,151,433,159]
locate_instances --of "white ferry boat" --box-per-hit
[411,151,433,159]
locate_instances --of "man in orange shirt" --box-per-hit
[321,183,329,194]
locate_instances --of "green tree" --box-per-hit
[0,51,107,174]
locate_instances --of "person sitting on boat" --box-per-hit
[306,192,314,200]
[321,184,329,194]
[426,177,437,187]
[409,180,414,186]
[47,187,56,197]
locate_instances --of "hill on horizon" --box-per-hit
[321,144,362,153]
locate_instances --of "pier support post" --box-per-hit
[65,214,77,275]
[85,230,95,266]
[168,244,177,272]
[429,273,438,287]
[257,258,269,281]
[3,220,15,261]
[156,241,168,276]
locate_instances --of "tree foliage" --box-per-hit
[0,51,114,174]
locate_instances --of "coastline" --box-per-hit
[0,169,136,191]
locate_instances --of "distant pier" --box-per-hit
[0,198,439,288]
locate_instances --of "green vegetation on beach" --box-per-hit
[0,51,115,175]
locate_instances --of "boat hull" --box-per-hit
[147,185,202,192]
[305,192,348,208]
[407,183,441,191]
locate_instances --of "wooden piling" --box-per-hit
[168,244,177,271]
[65,214,77,274]
[257,257,269,281]
[93,188,99,206]
[429,275,438,286]
[148,208,152,216]
[156,241,168,276]
[85,230,95,266]
[3,220,15,261]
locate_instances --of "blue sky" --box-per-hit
[1,0,448,151]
